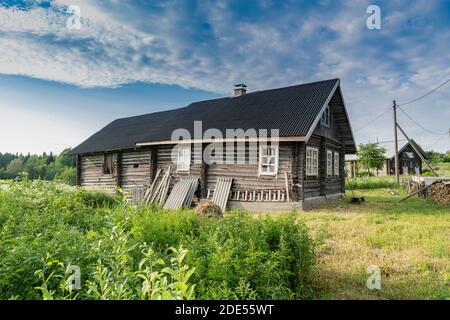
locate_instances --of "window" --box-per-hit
[103,154,114,175]
[259,145,279,176]
[334,152,339,177]
[306,147,319,176]
[177,145,191,172]
[327,150,333,177]
[321,105,330,127]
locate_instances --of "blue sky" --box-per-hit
[0,0,449,154]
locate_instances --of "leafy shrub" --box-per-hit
[132,210,316,299]
[0,180,315,300]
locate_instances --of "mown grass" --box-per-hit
[302,189,449,300]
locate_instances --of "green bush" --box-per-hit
[356,172,374,178]
[346,176,399,190]
[0,180,316,300]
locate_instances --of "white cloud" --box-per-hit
[0,0,449,152]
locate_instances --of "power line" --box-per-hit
[398,77,450,107]
[354,106,391,132]
[397,106,449,135]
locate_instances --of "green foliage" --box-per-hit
[0,180,316,300]
[0,149,75,185]
[357,143,386,174]
[356,171,374,178]
[346,176,399,190]
[427,150,450,164]
[131,209,316,299]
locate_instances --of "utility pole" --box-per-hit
[393,100,400,184]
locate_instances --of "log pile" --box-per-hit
[430,181,450,205]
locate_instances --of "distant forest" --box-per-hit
[0,149,76,185]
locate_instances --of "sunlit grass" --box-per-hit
[302,189,450,300]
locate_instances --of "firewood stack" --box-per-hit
[430,181,450,205]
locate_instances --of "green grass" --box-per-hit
[434,162,450,176]
[302,189,450,300]
[346,176,399,190]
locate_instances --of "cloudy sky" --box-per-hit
[0,0,449,154]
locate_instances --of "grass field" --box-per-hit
[434,162,450,176]
[0,179,448,300]
[301,189,449,300]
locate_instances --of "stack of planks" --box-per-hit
[164,177,199,209]
[143,166,172,205]
[430,181,450,205]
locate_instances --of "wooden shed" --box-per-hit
[70,78,356,211]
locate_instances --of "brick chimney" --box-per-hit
[234,84,247,97]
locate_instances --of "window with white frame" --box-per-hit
[306,147,319,176]
[321,105,330,127]
[177,145,191,172]
[259,145,279,176]
[327,150,333,177]
[334,152,339,177]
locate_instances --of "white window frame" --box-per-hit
[177,145,191,172]
[321,105,330,127]
[334,152,339,177]
[306,147,319,176]
[327,150,333,177]
[259,145,279,176]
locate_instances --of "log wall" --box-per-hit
[80,154,117,194]
[302,134,345,198]
[78,138,345,201]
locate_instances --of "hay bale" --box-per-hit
[195,200,223,218]
[430,181,450,205]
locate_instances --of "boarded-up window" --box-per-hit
[177,145,191,172]
[103,154,114,175]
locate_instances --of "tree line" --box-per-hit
[0,149,76,185]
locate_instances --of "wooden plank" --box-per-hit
[284,171,290,202]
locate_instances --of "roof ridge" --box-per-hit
[243,78,340,96]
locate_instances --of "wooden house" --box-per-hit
[70,78,356,211]
[345,140,429,177]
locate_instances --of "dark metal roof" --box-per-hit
[71,78,354,154]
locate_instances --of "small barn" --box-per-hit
[345,140,429,177]
[70,78,356,211]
